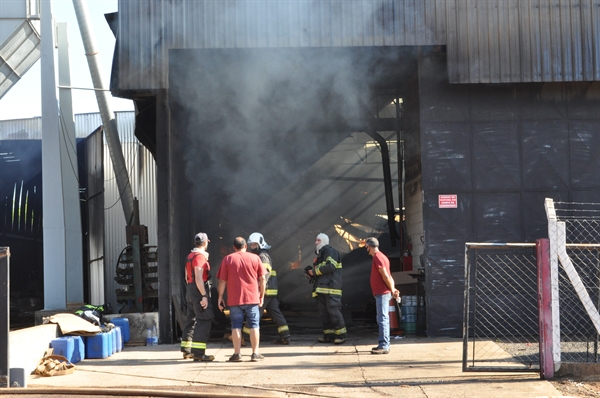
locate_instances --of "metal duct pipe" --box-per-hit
[72,0,135,225]
[366,130,399,247]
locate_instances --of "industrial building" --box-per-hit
[2,0,600,342]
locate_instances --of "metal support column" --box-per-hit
[132,235,143,312]
[0,247,10,388]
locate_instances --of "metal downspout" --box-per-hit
[72,0,135,225]
[366,130,398,247]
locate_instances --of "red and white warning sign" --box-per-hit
[438,194,457,208]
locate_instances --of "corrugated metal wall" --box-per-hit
[83,127,105,306]
[0,117,41,139]
[0,111,158,309]
[116,0,447,90]
[115,0,600,89]
[446,0,600,83]
[103,112,157,310]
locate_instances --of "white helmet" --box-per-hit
[247,232,271,251]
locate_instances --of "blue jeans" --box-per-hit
[375,293,391,350]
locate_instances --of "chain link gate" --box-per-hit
[463,243,541,372]
[546,199,600,367]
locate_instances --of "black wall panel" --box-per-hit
[521,120,570,190]
[427,294,464,336]
[469,84,518,121]
[566,84,600,120]
[570,121,600,188]
[424,192,472,297]
[473,193,522,242]
[419,51,600,337]
[522,191,570,240]
[472,123,520,191]
[421,124,472,192]
[518,84,568,120]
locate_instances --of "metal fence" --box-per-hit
[463,243,540,372]
[549,201,600,364]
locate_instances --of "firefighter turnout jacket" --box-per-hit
[312,244,342,297]
[259,249,278,297]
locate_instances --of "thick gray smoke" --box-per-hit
[170,46,411,236]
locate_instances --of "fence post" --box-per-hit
[537,239,553,379]
[544,198,561,371]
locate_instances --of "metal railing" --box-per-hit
[463,243,540,372]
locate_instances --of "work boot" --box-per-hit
[318,337,333,343]
[334,338,346,345]
[371,347,389,355]
[182,352,194,359]
[194,354,215,362]
[273,336,290,345]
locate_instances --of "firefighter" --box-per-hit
[180,233,214,362]
[243,232,291,345]
[306,233,346,344]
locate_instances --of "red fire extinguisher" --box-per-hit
[389,296,402,334]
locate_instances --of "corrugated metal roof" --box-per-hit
[115,0,600,88]
[116,0,447,90]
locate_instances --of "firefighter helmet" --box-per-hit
[247,232,271,252]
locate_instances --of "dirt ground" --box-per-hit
[551,378,600,397]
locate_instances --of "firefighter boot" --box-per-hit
[273,335,291,345]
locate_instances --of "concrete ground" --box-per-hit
[16,326,561,398]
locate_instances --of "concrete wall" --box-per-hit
[9,324,58,378]
[5,312,160,384]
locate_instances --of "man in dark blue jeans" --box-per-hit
[366,237,400,354]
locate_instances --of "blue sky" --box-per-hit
[0,0,134,121]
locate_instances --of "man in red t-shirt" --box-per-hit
[181,232,214,362]
[217,237,266,362]
[366,237,400,355]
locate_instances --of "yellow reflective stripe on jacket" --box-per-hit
[270,270,277,276]
[263,262,272,272]
[314,287,342,295]
[265,289,278,296]
[314,257,342,275]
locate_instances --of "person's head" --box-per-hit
[315,233,329,253]
[233,237,247,252]
[194,232,210,248]
[247,232,270,254]
[365,237,379,256]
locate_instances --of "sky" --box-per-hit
[0,0,134,121]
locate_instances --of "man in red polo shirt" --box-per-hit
[366,237,400,355]
[217,237,266,362]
